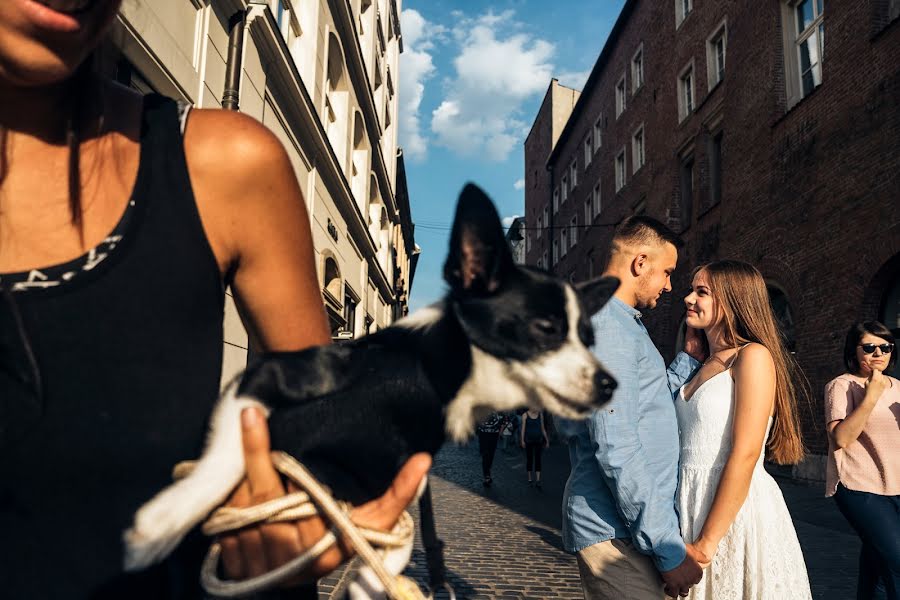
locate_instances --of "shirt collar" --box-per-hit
[609,296,643,321]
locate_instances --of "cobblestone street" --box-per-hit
[323,440,864,599]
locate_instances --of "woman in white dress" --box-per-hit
[675,260,812,599]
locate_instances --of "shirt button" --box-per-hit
[609,409,615,414]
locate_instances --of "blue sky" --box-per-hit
[400,0,626,312]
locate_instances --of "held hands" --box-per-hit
[218,407,431,586]
[685,539,715,569]
[661,549,704,598]
[683,326,709,364]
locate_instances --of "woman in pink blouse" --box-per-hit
[825,321,900,600]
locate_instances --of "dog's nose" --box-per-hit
[593,371,617,405]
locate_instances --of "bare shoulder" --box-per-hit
[183,108,291,184]
[733,343,775,376]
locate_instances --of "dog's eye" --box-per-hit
[530,318,558,336]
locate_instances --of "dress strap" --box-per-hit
[726,343,751,369]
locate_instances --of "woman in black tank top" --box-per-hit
[0,2,428,598]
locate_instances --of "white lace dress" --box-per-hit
[675,371,812,600]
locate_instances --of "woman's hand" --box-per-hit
[866,368,889,398]
[683,326,709,363]
[543,437,550,449]
[686,538,716,569]
[520,439,525,449]
[219,407,431,585]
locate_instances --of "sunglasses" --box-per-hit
[858,343,895,355]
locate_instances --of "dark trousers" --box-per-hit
[525,442,543,473]
[477,431,500,477]
[834,484,900,600]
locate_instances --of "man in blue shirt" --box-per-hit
[561,217,707,599]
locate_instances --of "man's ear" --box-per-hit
[575,276,620,316]
[443,183,514,296]
[631,251,651,277]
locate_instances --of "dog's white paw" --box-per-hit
[122,497,195,571]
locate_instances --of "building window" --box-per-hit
[892,0,900,21]
[616,74,627,118]
[585,197,592,225]
[632,125,645,173]
[584,135,593,166]
[679,155,694,231]
[553,188,559,213]
[536,213,543,239]
[552,239,559,265]
[561,227,568,257]
[707,20,727,88]
[632,45,644,93]
[794,0,824,99]
[676,0,693,28]
[678,63,694,121]
[570,215,578,247]
[593,182,602,217]
[343,288,358,336]
[570,159,578,189]
[543,206,549,233]
[542,250,548,269]
[708,131,723,207]
[594,116,603,153]
[615,149,626,192]
[526,231,532,253]
[561,175,568,202]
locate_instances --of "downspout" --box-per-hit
[222,11,246,111]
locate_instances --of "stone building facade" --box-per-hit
[110,0,416,384]
[525,0,900,479]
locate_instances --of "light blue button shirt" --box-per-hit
[560,297,699,572]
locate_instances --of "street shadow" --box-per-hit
[401,547,479,599]
[525,525,566,551]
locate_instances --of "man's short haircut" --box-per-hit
[611,216,683,253]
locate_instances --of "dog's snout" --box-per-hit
[593,371,617,404]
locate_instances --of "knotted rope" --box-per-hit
[177,451,429,599]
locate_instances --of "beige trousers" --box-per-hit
[576,538,666,600]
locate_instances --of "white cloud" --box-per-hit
[558,69,591,91]
[502,215,523,228]
[399,10,444,162]
[513,178,525,190]
[430,11,556,162]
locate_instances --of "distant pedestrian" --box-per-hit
[520,409,548,488]
[825,321,900,600]
[477,412,508,487]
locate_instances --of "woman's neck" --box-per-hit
[705,325,732,356]
[0,80,73,142]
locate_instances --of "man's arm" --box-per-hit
[588,318,686,572]
[667,351,700,396]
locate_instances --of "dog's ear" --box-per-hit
[576,276,620,316]
[443,183,514,296]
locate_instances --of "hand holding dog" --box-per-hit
[218,407,432,585]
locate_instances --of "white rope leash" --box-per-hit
[175,452,427,599]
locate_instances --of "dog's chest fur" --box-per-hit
[239,311,468,506]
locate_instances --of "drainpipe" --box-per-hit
[222,11,245,111]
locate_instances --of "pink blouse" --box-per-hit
[824,373,900,497]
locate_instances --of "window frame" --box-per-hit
[615,73,627,118]
[584,134,593,166]
[592,181,602,217]
[615,147,627,192]
[570,159,578,189]
[781,0,824,108]
[706,19,728,90]
[676,0,693,28]
[536,213,543,239]
[678,60,695,122]
[553,187,560,213]
[631,44,644,94]
[632,124,645,174]
[570,215,578,248]
[593,116,603,153]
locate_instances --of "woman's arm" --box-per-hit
[688,343,775,563]
[520,414,526,447]
[540,412,549,447]
[184,109,429,581]
[828,371,888,449]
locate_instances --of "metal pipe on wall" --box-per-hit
[222,11,245,111]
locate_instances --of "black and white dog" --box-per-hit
[124,183,619,596]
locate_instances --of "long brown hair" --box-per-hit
[699,260,809,464]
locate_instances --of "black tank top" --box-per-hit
[0,95,224,598]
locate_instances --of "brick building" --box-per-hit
[524,0,900,479]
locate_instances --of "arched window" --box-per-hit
[325,33,349,171]
[766,282,797,352]
[351,112,369,213]
[322,255,345,335]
